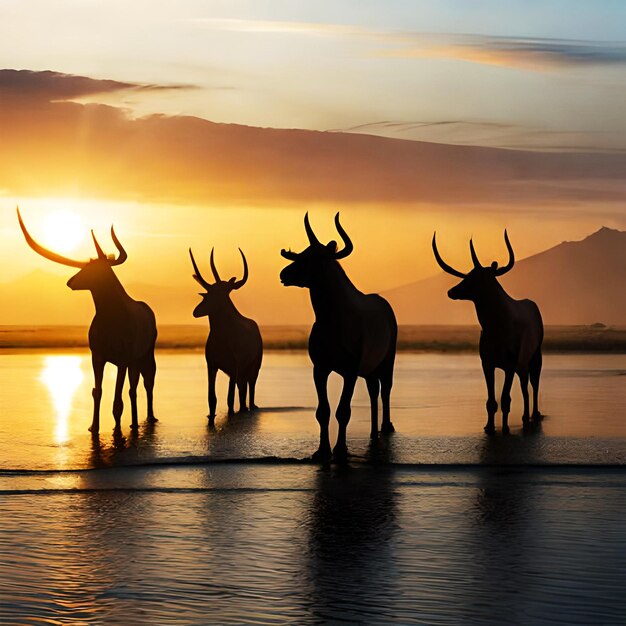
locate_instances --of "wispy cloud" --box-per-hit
[185,18,626,71]
[181,17,369,38]
[330,120,626,153]
[390,35,626,71]
[0,69,195,102]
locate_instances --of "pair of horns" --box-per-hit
[17,207,127,268]
[281,212,353,260]
[432,230,515,278]
[189,247,248,290]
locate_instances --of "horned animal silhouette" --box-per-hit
[280,213,397,462]
[17,208,157,433]
[190,247,262,422]
[433,230,543,433]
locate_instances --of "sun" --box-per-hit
[41,210,85,253]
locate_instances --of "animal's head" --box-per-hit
[432,230,515,302]
[17,207,127,291]
[189,247,248,317]
[280,213,353,288]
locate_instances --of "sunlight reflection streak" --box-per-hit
[39,355,84,444]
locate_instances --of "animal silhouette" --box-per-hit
[17,208,157,433]
[432,230,543,433]
[189,247,262,422]
[280,213,397,462]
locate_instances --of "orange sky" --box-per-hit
[1,70,624,324]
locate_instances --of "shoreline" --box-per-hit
[1,324,625,353]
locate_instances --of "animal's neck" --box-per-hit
[208,298,244,328]
[473,283,514,332]
[309,263,361,321]
[90,274,132,315]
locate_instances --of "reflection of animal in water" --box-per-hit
[433,230,543,433]
[306,467,397,622]
[190,247,263,422]
[280,213,397,462]
[18,208,157,433]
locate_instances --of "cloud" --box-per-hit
[181,17,369,38]
[0,69,194,102]
[380,34,626,71]
[330,120,626,153]
[183,19,626,71]
[1,69,625,208]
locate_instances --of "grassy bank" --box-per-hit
[1,324,625,352]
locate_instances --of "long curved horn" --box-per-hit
[109,226,128,266]
[189,248,212,289]
[281,248,298,260]
[333,212,354,259]
[17,207,86,268]
[469,238,482,269]
[91,230,106,259]
[232,248,249,289]
[432,232,466,278]
[494,229,515,276]
[209,248,222,282]
[304,212,320,246]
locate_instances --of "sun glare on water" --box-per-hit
[41,210,85,253]
[39,355,85,444]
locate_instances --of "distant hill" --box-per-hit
[383,227,626,326]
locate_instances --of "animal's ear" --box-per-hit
[326,240,337,252]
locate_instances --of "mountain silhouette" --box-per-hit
[384,227,626,326]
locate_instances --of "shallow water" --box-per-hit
[0,351,625,624]
[0,351,624,470]
[1,465,625,625]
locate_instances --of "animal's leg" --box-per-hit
[89,357,105,433]
[142,354,157,422]
[249,373,259,410]
[237,378,248,413]
[333,373,358,463]
[518,369,530,426]
[380,360,395,434]
[312,366,331,462]
[501,369,515,434]
[128,367,140,429]
[530,350,542,420]
[482,363,497,434]
[366,376,380,439]
[113,365,127,430]
[207,367,218,420]
[227,377,236,415]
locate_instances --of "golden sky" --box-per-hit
[1,1,625,324]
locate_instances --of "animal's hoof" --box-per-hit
[484,424,496,435]
[88,425,98,433]
[227,409,236,416]
[532,412,543,421]
[207,413,216,420]
[502,425,510,435]
[147,416,158,423]
[131,423,139,431]
[312,447,332,463]
[332,445,349,464]
[251,404,259,411]
[239,407,249,414]
[370,430,378,440]
[380,422,395,434]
